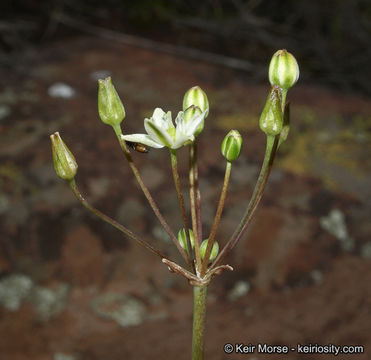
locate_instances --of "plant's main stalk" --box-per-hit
[192,285,208,360]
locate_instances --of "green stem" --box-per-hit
[193,143,203,244]
[69,180,166,259]
[170,149,194,269]
[210,135,279,269]
[114,130,189,264]
[192,285,208,360]
[281,89,288,113]
[189,143,202,273]
[200,161,232,277]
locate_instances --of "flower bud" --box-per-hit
[98,77,126,128]
[259,86,283,136]
[221,130,242,162]
[268,49,299,90]
[184,105,204,135]
[177,228,195,255]
[183,86,209,118]
[50,132,78,181]
[200,239,219,263]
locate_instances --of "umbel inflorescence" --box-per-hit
[50,49,299,360]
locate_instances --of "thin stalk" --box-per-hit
[210,135,279,269]
[281,89,288,113]
[114,129,189,264]
[69,179,166,259]
[189,143,202,273]
[192,143,203,244]
[170,149,194,269]
[192,285,208,360]
[200,161,232,277]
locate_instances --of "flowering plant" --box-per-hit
[51,49,299,360]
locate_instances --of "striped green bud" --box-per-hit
[200,239,219,263]
[50,132,78,181]
[98,77,126,128]
[183,86,209,118]
[221,130,243,162]
[177,228,195,255]
[268,49,299,90]
[259,86,283,136]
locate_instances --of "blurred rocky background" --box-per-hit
[0,1,370,359]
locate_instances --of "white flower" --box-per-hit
[121,108,206,150]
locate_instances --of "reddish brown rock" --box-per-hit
[241,206,317,290]
[60,225,104,287]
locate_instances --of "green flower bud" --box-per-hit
[268,49,299,90]
[98,77,126,128]
[177,228,195,255]
[259,86,283,136]
[200,239,219,263]
[221,130,243,162]
[50,132,78,181]
[183,86,209,118]
[184,105,204,135]
[278,102,290,147]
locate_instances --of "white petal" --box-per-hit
[185,111,206,136]
[144,119,173,148]
[172,133,194,149]
[121,134,164,148]
[174,112,187,136]
[173,122,193,148]
[161,111,176,137]
[171,111,206,149]
[174,111,184,126]
[144,119,164,143]
[151,108,166,124]
[164,111,174,128]
[150,108,175,133]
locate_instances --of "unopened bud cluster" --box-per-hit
[178,228,219,263]
[259,49,298,139]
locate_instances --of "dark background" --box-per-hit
[0,1,370,360]
[1,0,371,94]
